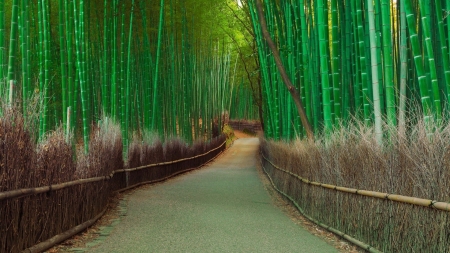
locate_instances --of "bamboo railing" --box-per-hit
[261,153,450,212]
[260,147,450,252]
[228,120,262,132]
[0,140,226,202]
[1,138,226,253]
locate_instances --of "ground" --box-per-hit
[48,130,360,253]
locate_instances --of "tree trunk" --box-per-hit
[254,0,313,140]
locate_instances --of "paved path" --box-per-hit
[88,138,337,253]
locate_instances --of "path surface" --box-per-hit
[88,138,338,253]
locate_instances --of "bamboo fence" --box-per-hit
[228,120,262,133]
[260,142,450,252]
[0,137,226,253]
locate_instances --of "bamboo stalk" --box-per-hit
[367,0,383,144]
[253,0,314,140]
[0,0,4,97]
[6,0,18,105]
[151,0,165,130]
[59,0,68,130]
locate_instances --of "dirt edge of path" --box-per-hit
[50,138,361,253]
[47,148,231,253]
[46,193,124,253]
[254,151,363,253]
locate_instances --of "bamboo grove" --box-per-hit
[248,0,450,141]
[0,0,235,152]
[229,80,259,120]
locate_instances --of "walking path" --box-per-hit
[87,138,338,253]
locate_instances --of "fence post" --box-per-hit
[8,80,14,107]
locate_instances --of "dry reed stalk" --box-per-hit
[1,108,225,253]
[261,118,450,252]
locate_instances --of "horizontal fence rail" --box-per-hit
[0,140,226,202]
[1,137,226,253]
[228,120,262,132]
[261,153,450,212]
[116,143,226,193]
[259,158,382,253]
[0,176,110,202]
[260,142,450,252]
[120,141,226,172]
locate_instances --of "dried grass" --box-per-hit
[76,118,123,179]
[126,134,226,187]
[1,106,226,253]
[261,119,450,252]
[36,128,76,185]
[0,107,35,191]
[0,107,80,253]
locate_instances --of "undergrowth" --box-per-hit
[261,117,450,252]
[0,106,226,253]
[223,124,236,147]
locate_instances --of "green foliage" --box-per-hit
[222,123,236,148]
[0,0,241,153]
[249,0,450,140]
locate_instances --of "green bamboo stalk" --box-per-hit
[102,0,109,115]
[249,1,274,138]
[120,10,126,148]
[317,0,332,132]
[367,0,383,144]
[342,1,352,120]
[38,0,44,137]
[140,3,151,131]
[381,0,396,127]
[125,0,136,152]
[169,1,176,135]
[299,0,311,123]
[151,0,165,130]
[41,0,50,134]
[284,2,293,139]
[363,1,374,110]
[73,0,89,152]
[375,0,385,117]
[351,0,362,117]
[330,0,341,122]
[398,0,408,132]
[25,1,30,111]
[65,0,75,131]
[418,0,442,120]
[0,0,4,96]
[310,12,321,132]
[290,0,302,136]
[356,0,372,125]
[7,0,19,105]
[81,1,89,126]
[21,0,29,114]
[111,0,118,119]
[433,0,450,107]
[59,0,68,130]
[404,0,433,123]
[447,1,450,63]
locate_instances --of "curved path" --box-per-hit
[88,138,337,253]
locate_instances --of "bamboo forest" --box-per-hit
[2,0,450,252]
[0,0,247,153]
[248,0,450,141]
